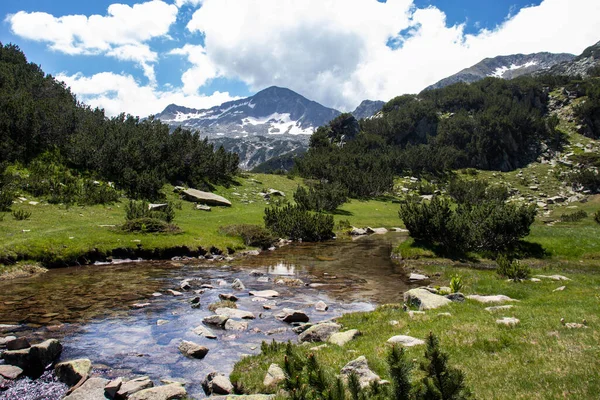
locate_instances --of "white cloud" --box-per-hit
[169,44,221,94]
[57,71,238,118]
[184,0,600,111]
[7,1,178,83]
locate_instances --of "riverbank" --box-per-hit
[0,173,400,273]
[231,262,600,399]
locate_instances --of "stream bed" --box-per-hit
[0,233,415,399]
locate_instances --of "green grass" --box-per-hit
[0,173,399,265]
[232,266,600,399]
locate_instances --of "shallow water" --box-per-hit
[0,233,413,399]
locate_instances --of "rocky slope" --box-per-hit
[425,52,575,91]
[539,40,600,77]
[351,100,385,120]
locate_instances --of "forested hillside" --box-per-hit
[297,70,600,198]
[0,43,239,201]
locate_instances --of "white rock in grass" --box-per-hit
[535,275,571,281]
[387,335,425,347]
[496,317,520,327]
[467,295,518,304]
[485,305,514,312]
[553,286,566,292]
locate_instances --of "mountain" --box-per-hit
[425,52,575,91]
[540,40,600,77]
[156,86,341,169]
[351,100,385,120]
[156,86,341,138]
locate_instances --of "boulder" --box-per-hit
[0,365,23,380]
[196,205,211,211]
[249,270,265,276]
[117,377,154,399]
[404,289,451,310]
[203,315,229,327]
[105,377,123,398]
[467,295,518,304]
[298,323,341,343]
[535,275,571,281]
[6,337,30,350]
[328,330,361,346]
[202,372,234,396]
[219,293,239,302]
[178,341,209,359]
[263,364,285,387]
[340,356,381,388]
[64,377,109,400]
[128,383,187,400]
[445,293,465,302]
[2,338,62,375]
[387,335,425,347]
[55,359,92,386]
[215,308,255,320]
[231,279,246,290]
[0,336,17,347]
[408,273,429,282]
[496,317,520,327]
[350,227,368,236]
[366,227,388,235]
[224,319,249,331]
[166,289,183,297]
[315,301,329,311]
[249,290,279,298]
[193,325,217,339]
[182,189,231,207]
[276,309,309,323]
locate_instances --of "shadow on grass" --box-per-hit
[331,209,353,216]
[512,241,550,259]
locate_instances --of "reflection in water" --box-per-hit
[0,233,412,399]
[267,262,296,276]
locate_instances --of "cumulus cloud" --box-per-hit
[7,1,178,83]
[169,44,221,94]
[57,71,238,117]
[185,0,600,110]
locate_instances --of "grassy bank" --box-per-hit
[0,173,399,267]
[231,264,600,399]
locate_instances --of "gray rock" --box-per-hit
[117,377,154,399]
[340,356,381,388]
[404,289,451,310]
[249,290,279,298]
[292,323,313,334]
[104,377,122,398]
[314,301,329,311]
[445,293,465,302]
[64,377,110,400]
[193,325,217,339]
[0,365,23,380]
[298,323,341,342]
[535,274,571,281]
[328,330,361,346]
[128,383,187,400]
[219,293,239,302]
[249,270,265,276]
[276,308,309,323]
[167,289,183,297]
[215,308,255,319]
[182,189,232,207]
[409,273,429,282]
[196,205,211,211]
[467,295,518,304]
[231,279,245,290]
[178,341,209,359]
[55,359,92,386]
[157,320,169,326]
[203,315,229,327]
[350,227,368,236]
[0,336,17,347]
[496,317,520,327]
[2,338,62,375]
[366,227,388,235]
[202,372,234,396]
[387,335,425,347]
[224,319,249,331]
[6,337,30,350]
[263,363,285,387]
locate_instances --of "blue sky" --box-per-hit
[1,0,598,117]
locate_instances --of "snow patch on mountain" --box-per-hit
[489,61,539,78]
